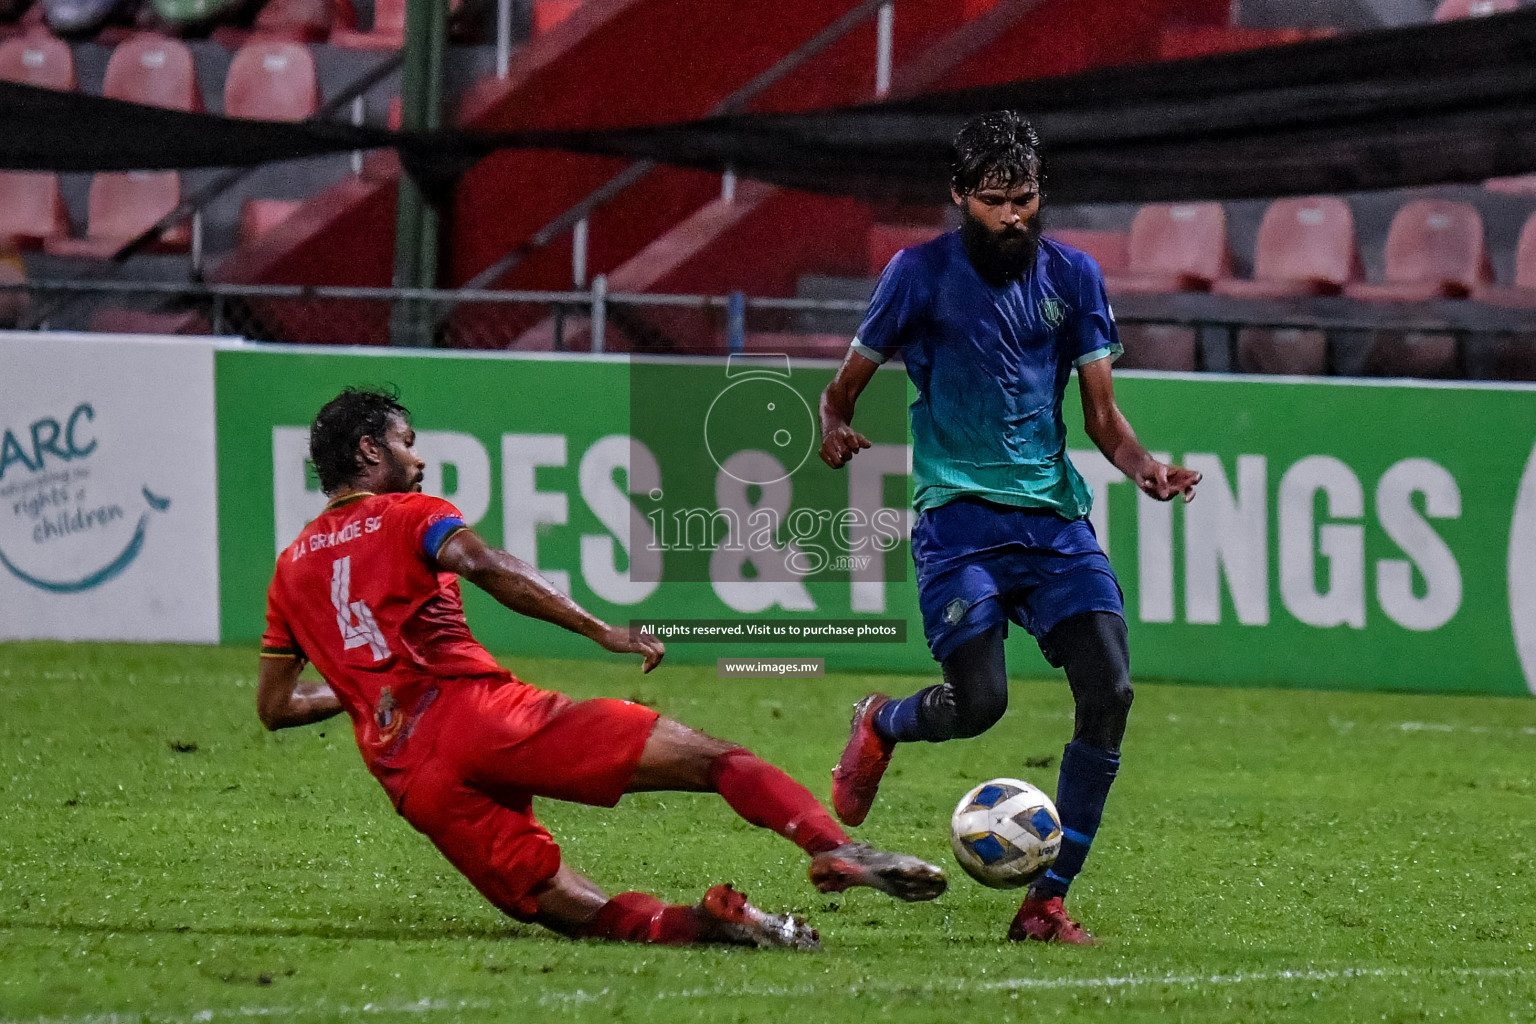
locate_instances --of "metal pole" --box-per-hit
[189,210,204,280]
[350,95,366,176]
[391,0,448,346]
[572,217,589,288]
[727,291,746,352]
[590,274,607,353]
[875,3,894,98]
[496,0,513,78]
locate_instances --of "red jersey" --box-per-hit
[261,491,511,766]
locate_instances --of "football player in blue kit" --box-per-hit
[819,111,1201,944]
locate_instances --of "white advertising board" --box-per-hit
[0,332,220,642]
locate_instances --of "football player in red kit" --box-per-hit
[257,388,945,949]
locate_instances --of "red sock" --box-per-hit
[709,748,850,855]
[583,892,703,944]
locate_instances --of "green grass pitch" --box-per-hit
[3,641,1536,1023]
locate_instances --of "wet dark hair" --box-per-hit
[950,110,1043,196]
[308,386,410,494]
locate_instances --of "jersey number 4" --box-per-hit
[330,556,391,661]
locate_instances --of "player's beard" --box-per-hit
[960,208,1042,286]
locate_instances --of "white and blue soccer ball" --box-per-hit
[950,778,1062,889]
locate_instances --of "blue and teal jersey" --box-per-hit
[851,232,1122,518]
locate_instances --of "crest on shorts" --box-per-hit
[943,597,970,626]
[1039,297,1068,328]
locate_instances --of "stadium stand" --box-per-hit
[1474,209,1536,307]
[248,0,354,41]
[41,0,140,38]
[1342,200,1493,378]
[868,224,943,276]
[1343,199,1492,301]
[1433,0,1518,20]
[329,0,402,48]
[532,0,581,34]
[1045,229,1128,274]
[225,40,319,245]
[1212,197,1362,297]
[0,250,27,327]
[45,34,200,257]
[1102,203,1231,294]
[0,33,74,248]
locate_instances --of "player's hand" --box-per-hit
[1135,459,1202,503]
[599,625,665,673]
[820,424,872,469]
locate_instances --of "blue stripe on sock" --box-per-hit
[873,695,921,742]
[1061,826,1094,846]
[1044,870,1069,885]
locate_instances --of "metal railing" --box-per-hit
[4,278,1536,379]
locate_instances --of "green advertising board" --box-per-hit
[215,345,1536,698]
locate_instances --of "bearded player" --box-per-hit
[257,388,945,950]
[820,112,1200,944]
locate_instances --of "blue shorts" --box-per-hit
[912,498,1124,663]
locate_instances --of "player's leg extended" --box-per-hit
[832,623,1009,826]
[537,864,820,950]
[631,717,946,901]
[1011,610,1131,944]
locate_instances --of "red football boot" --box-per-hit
[831,693,894,826]
[698,884,820,950]
[808,842,947,902]
[1007,896,1096,945]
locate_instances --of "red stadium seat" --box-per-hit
[868,223,942,275]
[1433,0,1518,20]
[1045,229,1129,274]
[238,198,303,245]
[330,0,403,48]
[1344,200,1490,378]
[0,33,72,248]
[251,0,356,41]
[1236,328,1329,376]
[1116,325,1197,371]
[102,34,204,112]
[0,32,74,89]
[1474,210,1536,307]
[533,0,581,34]
[1343,200,1491,301]
[225,40,318,120]
[1212,197,1362,298]
[48,36,198,259]
[1103,203,1230,294]
[45,171,189,258]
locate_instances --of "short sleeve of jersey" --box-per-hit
[261,578,300,659]
[395,494,471,566]
[851,249,927,365]
[1066,253,1124,368]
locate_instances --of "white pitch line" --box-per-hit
[5,965,1532,1023]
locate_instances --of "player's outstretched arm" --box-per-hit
[819,349,879,469]
[437,528,664,673]
[257,655,343,730]
[1077,357,1201,502]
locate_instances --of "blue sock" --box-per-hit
[873,691,927,743]
[1033,740,1120,899]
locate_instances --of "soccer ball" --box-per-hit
[949,778,1062,889]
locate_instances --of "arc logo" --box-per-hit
[0,402,172,594]
[1510,439,1536,695]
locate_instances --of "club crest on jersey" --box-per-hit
[1039,297,1068,328]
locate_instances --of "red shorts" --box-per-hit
[387,676,659,921]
